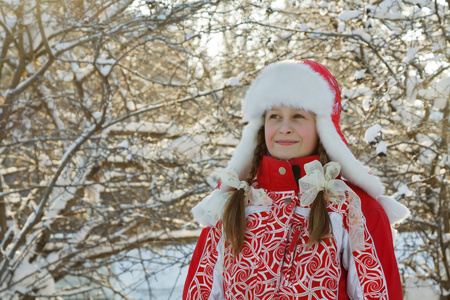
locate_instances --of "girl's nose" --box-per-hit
[279,121,293,134]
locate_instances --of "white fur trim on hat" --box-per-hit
[243,61,335,122]
[316,115,385,198]
[222,118,264,190]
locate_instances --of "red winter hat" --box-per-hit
[243,60,347,145]
[226,60,385,198]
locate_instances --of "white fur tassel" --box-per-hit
[223,118,264,187]
[376,195,410,224]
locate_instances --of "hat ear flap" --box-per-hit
[316,115,385,198]
[222,118,264,191]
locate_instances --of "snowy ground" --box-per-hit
[114,244,194,300]
[395,231,441,300]
[53,244,193,300]
[403,277,440,300]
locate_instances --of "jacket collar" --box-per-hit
[256,155,320,192]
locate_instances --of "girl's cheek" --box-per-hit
[265,124,277,139]
[264,128,271,142]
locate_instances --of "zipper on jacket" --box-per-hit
[287,224,302,281]
[275,222,293,291]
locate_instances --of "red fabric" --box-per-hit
[183,227,211,300]
[256,155,319,192]
[338,267,350,300]
[221,189,349,299]
[185,188,391,299]
[184,156,401,299]
[184,156,402,299]
[348,183,404,300]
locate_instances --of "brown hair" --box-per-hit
[222,127,332,256]
[306,143,331,247]
[223,126,266,256]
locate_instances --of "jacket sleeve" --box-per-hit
[183,225,223,300]
[359,189,403,300]
[343,184,403,300]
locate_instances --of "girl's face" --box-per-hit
[264,105,319,160]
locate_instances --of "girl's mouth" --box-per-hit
[276,140,298,146]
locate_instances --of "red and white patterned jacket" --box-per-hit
[184,155,403,300]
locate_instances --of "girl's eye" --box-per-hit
[268,114,280,119]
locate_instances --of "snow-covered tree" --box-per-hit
[0,0,228,298]
[0,0,448,298]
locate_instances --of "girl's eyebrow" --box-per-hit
[266,110,279,115]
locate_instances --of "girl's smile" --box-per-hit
[276,140,298,145]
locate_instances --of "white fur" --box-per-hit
[192,189,228,227]
[224,118,264,185]
[316,116,385,198]
[243,61,335,122]
[376,195,411,224]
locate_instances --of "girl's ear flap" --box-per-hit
[225,118,264,182]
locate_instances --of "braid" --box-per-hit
[223,126,266,256]
[318,142,330,165]
[246,127,267,183]
[307,142,332,247]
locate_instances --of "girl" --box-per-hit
[183,60,409,299]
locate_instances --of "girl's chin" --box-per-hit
[274,154,302,160]
[272,151,314,160]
